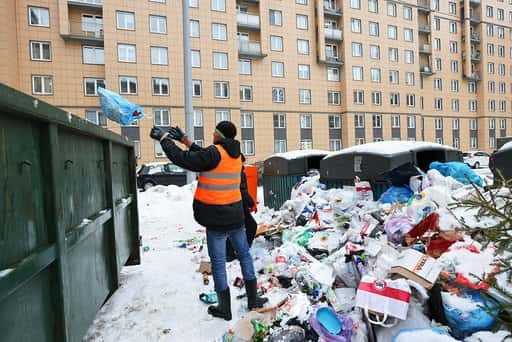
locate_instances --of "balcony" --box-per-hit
[68,0,103,9]
[471,51,481,61]
[418,24,431,33]
[324,28,343,41]
[237,12,260,30]
[469,0,481,5]
[470,15,480,23]
[323,55,344,66]
[417,0,432,12]
[419,44,432,54]
[61,20,104,45]
[466,72,481,81]
[420,65,434,76]
[238,40,266,59]
[323,5,342,17]
[470,32,480,42]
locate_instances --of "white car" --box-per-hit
[463,151,490,169]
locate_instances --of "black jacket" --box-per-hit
[160,137,245,231]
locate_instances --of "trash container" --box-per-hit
[263,150,329,209]
[320,141,462,200]
[490,141,512,183]
[244,165,258,206]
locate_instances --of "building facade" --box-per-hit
[1,0,511,164]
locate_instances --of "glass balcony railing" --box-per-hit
[236,12,260,30]
[68,0,103,6]
[324,28,343,41]
[238,40,264,58]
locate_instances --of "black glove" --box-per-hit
[168,126,186,141]
[150,126,167,141]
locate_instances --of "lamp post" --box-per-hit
[182,0,195,184]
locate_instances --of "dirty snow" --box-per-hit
[83,184,250,341]
[324,141,457,158]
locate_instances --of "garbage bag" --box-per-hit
[98,87,144,125]
[309,306,353,342]
[384,215,414,245]
[379,186,413,204]
[429,161,484,187]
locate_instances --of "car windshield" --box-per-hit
[148,165,164,175]
[164,164,185,173]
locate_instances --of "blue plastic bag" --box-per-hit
[98,87,144,125]
[429,161,484,187]
[379,186,413,204]
[392,327,455,342]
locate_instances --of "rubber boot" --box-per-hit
[245,279,268,310]
[208,288,232,321]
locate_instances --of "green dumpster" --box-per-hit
[0,83,140,342]
[263,150,328,209]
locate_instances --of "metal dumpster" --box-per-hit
[490,142,512,183]
[263,150,328,209]
[0,83,140,342]
[320,141,462,200]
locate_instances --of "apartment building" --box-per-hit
[1,0,511,164]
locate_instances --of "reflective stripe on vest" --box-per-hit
[194,145,242,205]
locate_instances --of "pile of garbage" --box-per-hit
[198,162,511,341]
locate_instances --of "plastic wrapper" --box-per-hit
[98,87,143,125]
[384,215,414,245]
[379,186,413,204]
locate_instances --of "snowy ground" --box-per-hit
[83,184,256,342]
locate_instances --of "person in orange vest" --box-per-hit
[150,121,267,321]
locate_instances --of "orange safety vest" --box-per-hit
[194,145,242,205]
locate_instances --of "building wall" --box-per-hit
[1,0,511,166]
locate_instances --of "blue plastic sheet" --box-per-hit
[379,186,413,204]
[98,87,144,125]
[429,161,484,187]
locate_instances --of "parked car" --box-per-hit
[137,162,187,190]
[463,151,490,169]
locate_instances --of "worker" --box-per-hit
[150,121,267,321]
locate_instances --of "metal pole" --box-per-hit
[182,0,195,184]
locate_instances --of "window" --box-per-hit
[298,64,310,79]
[274,140,287,153]
[212,0,226,11]
[408,116,416,129]
[390,93,400,106]
[370,68,381,82]
[191,50,201,68]
[353,90,364,104]
[189,0,199,7]
[28,7,49,27]
[84,78,105,96]
[85,110,107,127]
[215,110,230,123]
[327,67,340,81]
[273,113,286,128]
[489,118,496,130]
[489,100,496,112]
[434,98,443,110]
[449,1,456,14]
[352,42,363,57]
[451,80,460,92]
[406,94,415,107]
[470,137,478,149]
[355,114,364,128]
[469,100,477,112]
[272,61,284,77]
[487,5,494,17]
[388,25,397,39]
[433,38,441,51]
[213,52,228,69]
[154,108,170,126]
[370,45,380,59]
[150,15,167,34]
[449,41,458,53]
[151,47,168,65]
[119,76,137,95]
[190,20,200,37]
[369,0,378,13]
[193,109,203,127]
[450,21,457,33]
[300,114,312,129]
[392,115,400,128]
[403,6,412,20]
[452,118,459,130]
[326,44,339,58]
[192,80,202,97]
[152,78,169,95]
[369,21,379,36]
[272,87,285,103]
[434,78,442,90]
[352,66,363,81]
[470,119,477,130]
[297,0,308,4]
[435,58,442,71]
[83,46,104,64]
[389,70,399,84]
[117,11,135,30]
[404,28,413,42]
[405,72,415,86]
[212,23,227,40]
[242,140,255,155]
[300,140,313,150]
[328,91,341,105]
[32,75,53,95]
[118,44,136,63]
[214,81,229,98]
[498,8,504,21]
[500,119,506,130]
[330,139,342,151]
[451,60,459,73]
[269,10,282,26]
[371,91,382,105]
[389,48,398,62]
[240,85,252,101]
[297,39,310,55]
[299,89,312,104]
[240,112,254,128]
[452,99,460,112]
[372,114,382,128]
[270,36,283,51]
[239,59,251,75]
[387,2,397,16]
[351,18,362,33]
[30,41,51,61]
[351,0,361,9]
[296,15,308,30]
[436,138,444,145]
[329,115,341,129]
[404,50,414,64]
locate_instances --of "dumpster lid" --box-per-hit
[269,149,329,160]
[323,141,458,159]
[498,141,512,152]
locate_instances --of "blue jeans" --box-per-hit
[206,226,256,292]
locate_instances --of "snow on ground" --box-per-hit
[83,184,251,342]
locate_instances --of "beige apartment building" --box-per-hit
[1,0,512,164]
